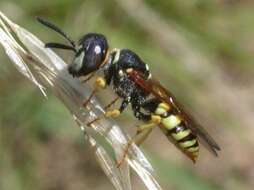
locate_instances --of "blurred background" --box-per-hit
[0,0,254,190]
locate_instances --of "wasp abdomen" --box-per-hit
[155,103,199,162]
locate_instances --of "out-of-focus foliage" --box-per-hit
[0,0,254,190]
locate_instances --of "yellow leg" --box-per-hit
[94,77,106,88]
[85,97,120,127]
[86,108,121,127]
[134,126,154,146]
[116,127,154,168]
[136,123,155,134]
[105,109,121,118]
[136,115,161,134]
[83,77,106,107]
[116,116,161,168]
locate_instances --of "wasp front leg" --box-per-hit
[81,73,95,83]
[83,76,106,107]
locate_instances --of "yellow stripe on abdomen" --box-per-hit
[155,103,171,115]
[161,115,181,130]
[171,129,191,141]
[160,113,199,162]
[188,146,199,153]
[179,139,197,148]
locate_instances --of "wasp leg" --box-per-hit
[105,109,121,118]
[105,98,130,118]
[116,127,153,168]
[86,97,129,127]
[119,98,130,112]
[85,98,121,127]
[83,89,96,107]
[81,73,95,83]
[85,97,120,127]
[83,77,106,107]
[104,97,120,110]
[116,115,161,168]
[137,115,161,133]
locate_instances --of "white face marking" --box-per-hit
[113,49,121,64]
[145,64,150,71]
[73,51,85,70]
[118,69,124,76]
[94,45,101,54]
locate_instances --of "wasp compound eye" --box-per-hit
[68,33,109,77]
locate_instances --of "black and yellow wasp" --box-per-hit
[37,17,220,164]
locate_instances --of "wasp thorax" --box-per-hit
[68,33,108,77]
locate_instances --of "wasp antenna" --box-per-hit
[45,42,77,52]
[36,17,76,48]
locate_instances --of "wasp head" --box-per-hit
[37,18,109,77]
[68,33,108,77]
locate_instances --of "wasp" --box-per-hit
[37,18,220,165]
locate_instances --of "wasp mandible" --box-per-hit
[37,18,220,166]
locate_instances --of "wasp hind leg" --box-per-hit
[116,98,162,167]
[116,114,161,168]
[116,123,155,168]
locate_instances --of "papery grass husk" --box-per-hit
[0,11,162,190]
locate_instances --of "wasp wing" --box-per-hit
[129,70,220,156]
